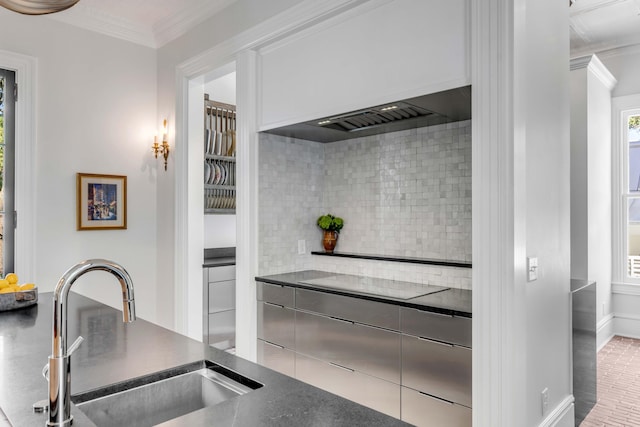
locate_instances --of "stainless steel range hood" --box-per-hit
[262,85,471,143]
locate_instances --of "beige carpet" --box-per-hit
[581,335,640,426]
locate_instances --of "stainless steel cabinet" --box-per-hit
[296,352,400,419]
[402,335,472,408]
[400,307,471,348]
[257,302,295,350]
[295,310,400,383]
[296,288,399,331]
[256,339,295,377]
[255,280,472,425]
[203,265,235,350]
[400,306,471,426]
[257,282,295,307]
[401,386,472,427]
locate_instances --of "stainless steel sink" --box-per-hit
[71,360,262,427]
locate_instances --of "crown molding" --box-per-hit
[49,3,156,47]
[47,0,237,48]
[153,0,236,48]
[570,53,617,90]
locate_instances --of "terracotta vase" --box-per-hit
[322,230,338,253]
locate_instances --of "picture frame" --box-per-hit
[76,173,127,230]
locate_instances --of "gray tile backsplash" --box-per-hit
[259,134,324,275]
[258,120,471,289]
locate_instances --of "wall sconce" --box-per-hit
[152,119,170,171]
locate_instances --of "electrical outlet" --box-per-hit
[297,239,306,255]
[527,257,538,282]
[541,387,549,415]
[602,302,606,316]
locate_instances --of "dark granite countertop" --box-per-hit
[203,247,236,268]
[203,257,236,268]
[255,270,472,318]
[0,292,407,426]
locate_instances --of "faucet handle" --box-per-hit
[67,335,84,356]
[42,363,49,381]
[42,336,84,382]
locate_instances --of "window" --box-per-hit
[628,113,640,278]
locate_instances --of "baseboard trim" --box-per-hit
[614,313,640,340]
[538,395,575,427]
[597,313,615,351]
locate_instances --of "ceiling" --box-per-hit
[47,0,237,48]
[35,0,640,54]
[571,0,640,57]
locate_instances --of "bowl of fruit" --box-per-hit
[0,273,37,311]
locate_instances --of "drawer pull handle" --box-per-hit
[263,301,285,309]
[263,341,285,350]
[416,336,454,347]
[330,316,354,325]
[329,362,355,373]
[416,390,455,405]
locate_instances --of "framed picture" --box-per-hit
[77,173,127,230]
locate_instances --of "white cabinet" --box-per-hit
[259,0,469,130]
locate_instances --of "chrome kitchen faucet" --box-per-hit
[47,259,136,426]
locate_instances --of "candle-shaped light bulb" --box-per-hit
[152,134,159,158]
[162,119,168,143]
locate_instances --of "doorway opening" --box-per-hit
[0,68,16,276]
[182,62,238,351]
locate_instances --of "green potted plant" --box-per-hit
[317,214,344,253]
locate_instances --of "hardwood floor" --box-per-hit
[581,335,640,426]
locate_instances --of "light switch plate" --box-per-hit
[527,257,538,282]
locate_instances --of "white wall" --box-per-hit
[521,0,572,424]
[587,66,614,326]
[570,68,589,280]
[570,56,615,333]
[258,0,469,130]
[0,11,158,322]
[204,72,236,105]
[599,46,640,98]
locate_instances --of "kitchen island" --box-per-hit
[0,292,408,426]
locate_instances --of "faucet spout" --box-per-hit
[48,259,136,426]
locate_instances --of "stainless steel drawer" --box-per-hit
[207,310,235,350]
[256,282,295,307]
[402,334,472,407]
[401,386,471,427]
[400,307,471,348]
[295,352,400,419]
[257,302,295,349]
[208,280,235,313]
[296,310,400,383]
[296,289,399,331]
[207,265,235,282]
[257,339,295,378]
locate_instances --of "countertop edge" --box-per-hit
[255,274,472,318]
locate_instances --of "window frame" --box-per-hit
[613,95,640,285]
